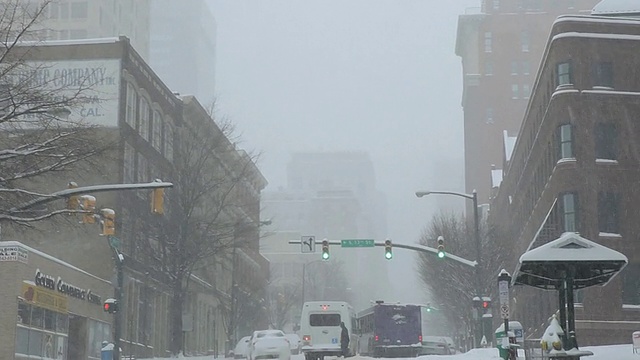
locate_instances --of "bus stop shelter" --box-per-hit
[513,232,628,355]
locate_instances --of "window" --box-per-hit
[493,0,500,10]
[486,108,494,124]
[557,62,572,86]
[139,98,150,140]
[125,83,137,127]
[71,2,88,18]
[137,154,147,183]
[522,60,530,75]
[511,84,519,99]
[309,314,341,327]
[484,32,492,53]
[164,119,174,162]
[558,124,573,159]
[124,142,135,183]
[152,110,162,150]
[560,192,578,233]
[595,123,617,160]
[594,61,613,88]
[511,61,518,75]
[485,60,493,76]
[59,2,69,19]
[622,263,640,305]
[48,2,59,19]
[598,192,619,234]
[523,84,531,99]
[521,31,529,52]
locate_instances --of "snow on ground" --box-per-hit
[139,343,638,360]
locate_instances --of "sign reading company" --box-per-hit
[34,269,102,306]
[9,59,121,127]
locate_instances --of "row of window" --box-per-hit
[125,82,174,162]
[558,123,617,161]
[46,1,89,20]
[556,61,614,88]
[485,31,529,53]
[484,60,531,76]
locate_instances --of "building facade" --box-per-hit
[455,0,599,206]
[489,13,640,345]
[36,0,151,60]
[150,0,217,105]
[0,36,267,358]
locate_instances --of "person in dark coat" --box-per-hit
[340,321,350,357]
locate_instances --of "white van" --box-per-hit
[299,301,357,360]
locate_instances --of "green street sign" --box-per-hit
[341,239,375,248]
[108,235,121,250]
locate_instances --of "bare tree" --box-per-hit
[0,0,115,225]
[267,281,302,331]
[416,210,510,347]
[135,98,264,356]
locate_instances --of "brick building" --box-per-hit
[0,37,268,358]
[455,0,599,206]
[489,13,640,345]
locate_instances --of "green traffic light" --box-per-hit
[385,251,392,260]
[322,252,329,260]
[437,251,445,259]
[426,307,432,312]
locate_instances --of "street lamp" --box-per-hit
[415,189,483,346]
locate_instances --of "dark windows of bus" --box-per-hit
[310,314,341,326]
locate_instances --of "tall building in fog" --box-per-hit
[261,152,390,312]
[34,0,150,59]
[150,0,217,105]
[455,0,600,205]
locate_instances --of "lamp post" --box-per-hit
[415,189,483,346]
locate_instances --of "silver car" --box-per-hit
[247,330,291,360]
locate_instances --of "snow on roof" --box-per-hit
[503,130,516,162]
[592,0,640,15]
[520,232,627,262]
[0,241,111,284]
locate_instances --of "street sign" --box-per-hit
[498,281,509,305]
[301,236,315,253]
[500,304,509,319]
[108,236,121,250]
[341,239,375,248]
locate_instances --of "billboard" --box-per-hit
[8,59,122,127]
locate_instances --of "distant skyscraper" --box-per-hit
[35,0,150,59]
[262,151,390,311]
[455,0,600,205]
[149,0,217,105]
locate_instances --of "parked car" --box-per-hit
[231,336,251,359]
[247,329,291,360]
[284,334,302,355]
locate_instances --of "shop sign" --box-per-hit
[22,282,68,313]
[0,245,28,263]
[34,269,102,306]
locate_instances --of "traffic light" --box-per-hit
[436,236,445,258]
[67,182,79,212]
[321,239,329,260]
[384,239,393,260]
[80,195,96,224]
[100,209,115,236]
[482,299,491,310]
[151,188,164,215]
[103,298,119,313]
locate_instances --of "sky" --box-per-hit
[139,344,638,359]
[206,0,478,304]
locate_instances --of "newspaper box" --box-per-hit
[633,331,640,353]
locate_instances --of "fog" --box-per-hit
[207,0,479,305]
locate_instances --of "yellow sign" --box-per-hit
[22,282,68,313]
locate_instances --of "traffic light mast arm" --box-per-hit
[287,240,477,267]
[10,180,174,212]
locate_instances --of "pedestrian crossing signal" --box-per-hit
[321,240,329,260]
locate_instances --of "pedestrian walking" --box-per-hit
[340,321,350,358]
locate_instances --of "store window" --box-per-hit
[16,300,69,359]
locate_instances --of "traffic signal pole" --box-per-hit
[111,243,124,360]
[287,239,478,268]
